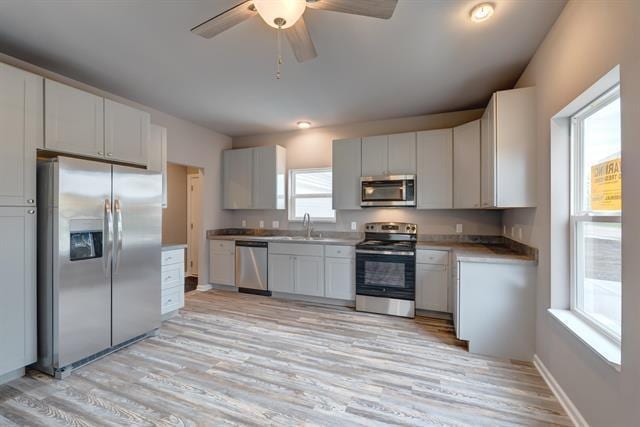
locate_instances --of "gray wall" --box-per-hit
[162,163,188,245]
[232,109,502,235]
[502,1,639,425]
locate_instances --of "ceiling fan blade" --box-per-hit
[191,1,257,39]
[285,17,318,63]
[306,0,398,19]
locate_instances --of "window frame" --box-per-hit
[569,85,621,343]
[288,167,336,223]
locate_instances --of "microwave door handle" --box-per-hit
[401,180,406,199]
[104,199,113,275]
[114,199,124,273]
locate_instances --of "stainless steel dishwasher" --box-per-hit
[235,241,270,296]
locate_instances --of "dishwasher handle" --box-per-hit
[235,240,268,248]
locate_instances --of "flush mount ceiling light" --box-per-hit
[297,121,312,129]
[470,3,494,22]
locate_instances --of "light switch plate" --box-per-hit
[272,220,279,229]
[259,220,264,229]
[241,219,247,228]
[456,224,463,233]
[351,221,357,231]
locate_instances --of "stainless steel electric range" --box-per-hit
[355,222,417,318]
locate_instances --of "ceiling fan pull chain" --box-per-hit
[276,25,283,79]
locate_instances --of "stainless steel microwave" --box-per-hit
[360,175,416,207]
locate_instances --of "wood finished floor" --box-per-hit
[0,290,571,426]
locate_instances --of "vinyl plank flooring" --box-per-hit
[0,290,571,426]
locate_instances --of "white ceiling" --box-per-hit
[0,0,565,136]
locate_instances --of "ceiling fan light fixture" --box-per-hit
[253,0,306,29]
[470,3,494,22]
[297,120,312,129]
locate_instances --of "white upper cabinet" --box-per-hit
[148,124,168,207]
[416,129,453,209]
[223,148,253,209]
[0,63,43,207]
[387,132,416,175]
[481,87,536,208]
[453,120,481,209]
[104,99,150,166]
[223,145,286,210]
[252,145,286,210]
[45,79,104,159]
[332,138,362,210]
[361,135,388,176]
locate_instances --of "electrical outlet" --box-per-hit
[351,221,357,231]
[511,226,515,237]
[272,220,279,229]
[241,219,247,228]
[503,225,507,235]
[518,227,523,240]
[259,220,264,229]
[456,224,463,233]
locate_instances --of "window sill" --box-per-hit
[548,309,621,371]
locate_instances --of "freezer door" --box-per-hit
[55,157,112,367]
[111,165,162,345]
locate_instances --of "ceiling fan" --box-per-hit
[191,0,398,76]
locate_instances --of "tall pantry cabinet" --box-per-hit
[0,62,41,379]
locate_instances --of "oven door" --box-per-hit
[356,250,415,300]
[361,176,416,207]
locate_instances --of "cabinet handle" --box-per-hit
[27,209,35,214]
[98,151,104,155]
[107,153,113,157]
[27,199,35,204]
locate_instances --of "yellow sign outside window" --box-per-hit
[591,158,621,211]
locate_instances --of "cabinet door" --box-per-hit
[209,252,235,286]
[332,138,362,210]
[481,95,496,208]
[387,132,416,175]
[223,148,253,209]
[44,79,104,159]
[252,146,287,210]
[294,255,324,297]
[104,99,150,165]
[361,135,388,176]
[453,120,481,208]
[0,63,42,206]
[268,254,294,293]
[324,257,354,300]
[416,129,453,209]
[148,124,168,207]
[416,263,448,312]
[0,207,36,376]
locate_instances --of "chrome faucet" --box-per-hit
[302,212,313,240]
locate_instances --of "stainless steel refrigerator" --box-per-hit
[36,156,162,377]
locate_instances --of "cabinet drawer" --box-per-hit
[162,286,184,314]
[162,264,184,289]
[269,243,323,257]
[417,249,449,265]
[210,239,235,254]
[162,249,184,266]
[325,245,354,258]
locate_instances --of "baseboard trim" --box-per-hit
[0,367,25,385]
[533,354,588,427]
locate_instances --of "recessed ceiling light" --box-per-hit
[470,3,494,22]
[297,121,311,129]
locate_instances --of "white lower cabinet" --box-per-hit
[267,254,294,293]
[325,257,355,300]
[208,240,235,286]
[0,207,36,377]
[161,248,185,316]
[295,255,324,297]
[416,249,450,313]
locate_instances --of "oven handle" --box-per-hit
[356,249,415,256]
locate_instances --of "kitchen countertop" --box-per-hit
[162,243,187,251]
[417,241,537,265]
[208,234,361,246]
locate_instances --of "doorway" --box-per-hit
[187,168,203,278]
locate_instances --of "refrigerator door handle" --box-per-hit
[114,199,124,273]
[104,199,113,275]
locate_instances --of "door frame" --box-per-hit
[186,169,203,277]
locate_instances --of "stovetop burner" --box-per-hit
[355,222,418,253]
